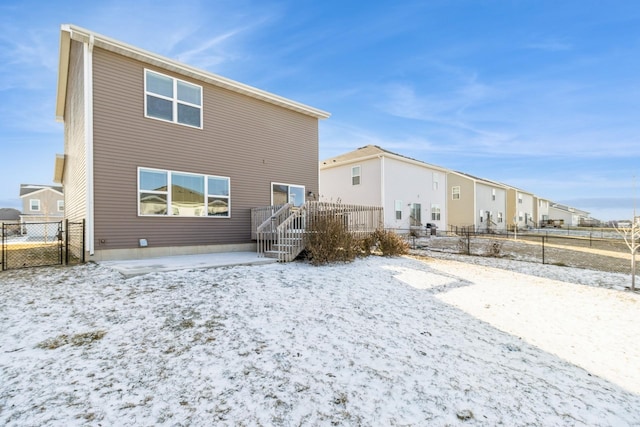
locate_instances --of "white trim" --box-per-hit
[85,37,95,256]
[58,25,329,120]
[271,182,305,207]
[351,165,361,186]
[30,199,41,212]
[144,69,203,129]
[19,187,64,198]
[138,167,231,218]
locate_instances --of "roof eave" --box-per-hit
[58,24,330,120]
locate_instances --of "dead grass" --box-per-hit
[36,330,106,350]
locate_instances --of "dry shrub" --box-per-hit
[371,229,409,256]
[304,214,359,265]
[484,240,504,257]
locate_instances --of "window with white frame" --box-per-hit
[145,70,202,128]
[519,211,524,221]
[395,200,402,220]
[351,166,361,185]
[30,199,40,212]
[138,167,230,217]
[57,200,64,212]
[433,173,439,190]
[479,209,484,222]
[272,183,305,207]
[431,204,441,221]
[518,194,523,204]
[452,186,460,200]
[497,212,503,223]
[410,203,421,226]
[492,189,496,201]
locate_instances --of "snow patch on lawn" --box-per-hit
[1,255,639,426]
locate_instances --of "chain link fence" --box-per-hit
[1,220,85,271]
[403,229,634,275]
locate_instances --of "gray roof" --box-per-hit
[19,184,64,197]
[0,208,21,221]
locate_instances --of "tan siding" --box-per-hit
[447,173,475,228]
[63,40,87,225]
[91,48,319,251]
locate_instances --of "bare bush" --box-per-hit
[304,214,359,265]
[372,229,409,257]
[484,240,504,257]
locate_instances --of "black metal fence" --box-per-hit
[1,220,85,271]
[409,228,635,275]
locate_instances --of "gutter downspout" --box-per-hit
[84,34,95,256]
[379,155,385,228]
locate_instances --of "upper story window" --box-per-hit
[491,189,496,201]
[138,167,229,217]
[30,199,40,211]
[145,70,202,128]
[351,166,361,186]
[452,186,460,200]
[433,173,439,190]
[518,194,523,204]
[57,200,65,212]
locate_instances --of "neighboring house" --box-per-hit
[548,203,591,227]
[0,208,22,236]
[506,187,536,229]
[535,196,551,225]
[447,172,508,232]
[19,184,65,223]
[319,145,448,234]
[54,25,329,261]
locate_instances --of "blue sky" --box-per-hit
[1,0,639,221]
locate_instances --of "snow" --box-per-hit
[1,252,639,426]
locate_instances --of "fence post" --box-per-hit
[467,229,471,255]
[82,219,86,263]
[65,219,70,265]
[1,223,5,271]
[541,235,545,264]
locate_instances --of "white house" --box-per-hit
[548,203,590,227]
[320,145,448,234]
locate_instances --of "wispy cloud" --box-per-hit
[525,39,573,52]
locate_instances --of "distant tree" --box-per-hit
[613,217,640,291]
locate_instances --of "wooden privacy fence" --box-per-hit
[253,202,384,262]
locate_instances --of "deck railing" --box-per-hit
[254,201,384,261]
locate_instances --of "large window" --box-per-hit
[138,168,229,217]
[351,166,361,186]
[410,203,421,226]
[272,183,305,207]
[452,186,460,200]
[431,204,441,221]
[145,70,202,128]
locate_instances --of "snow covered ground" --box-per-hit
[1,253,639,426]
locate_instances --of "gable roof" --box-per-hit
[19,184,64,198]
[448,170,508,189]
[56,25,330,122]
[320,145,449,172]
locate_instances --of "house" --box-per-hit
[506,187,536,229]
[319,145,448,234]
[548,203,591,227]
[54,25,329,261]
[447,172,508,232]
[535,196,552,225]
[19,184,64,222]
